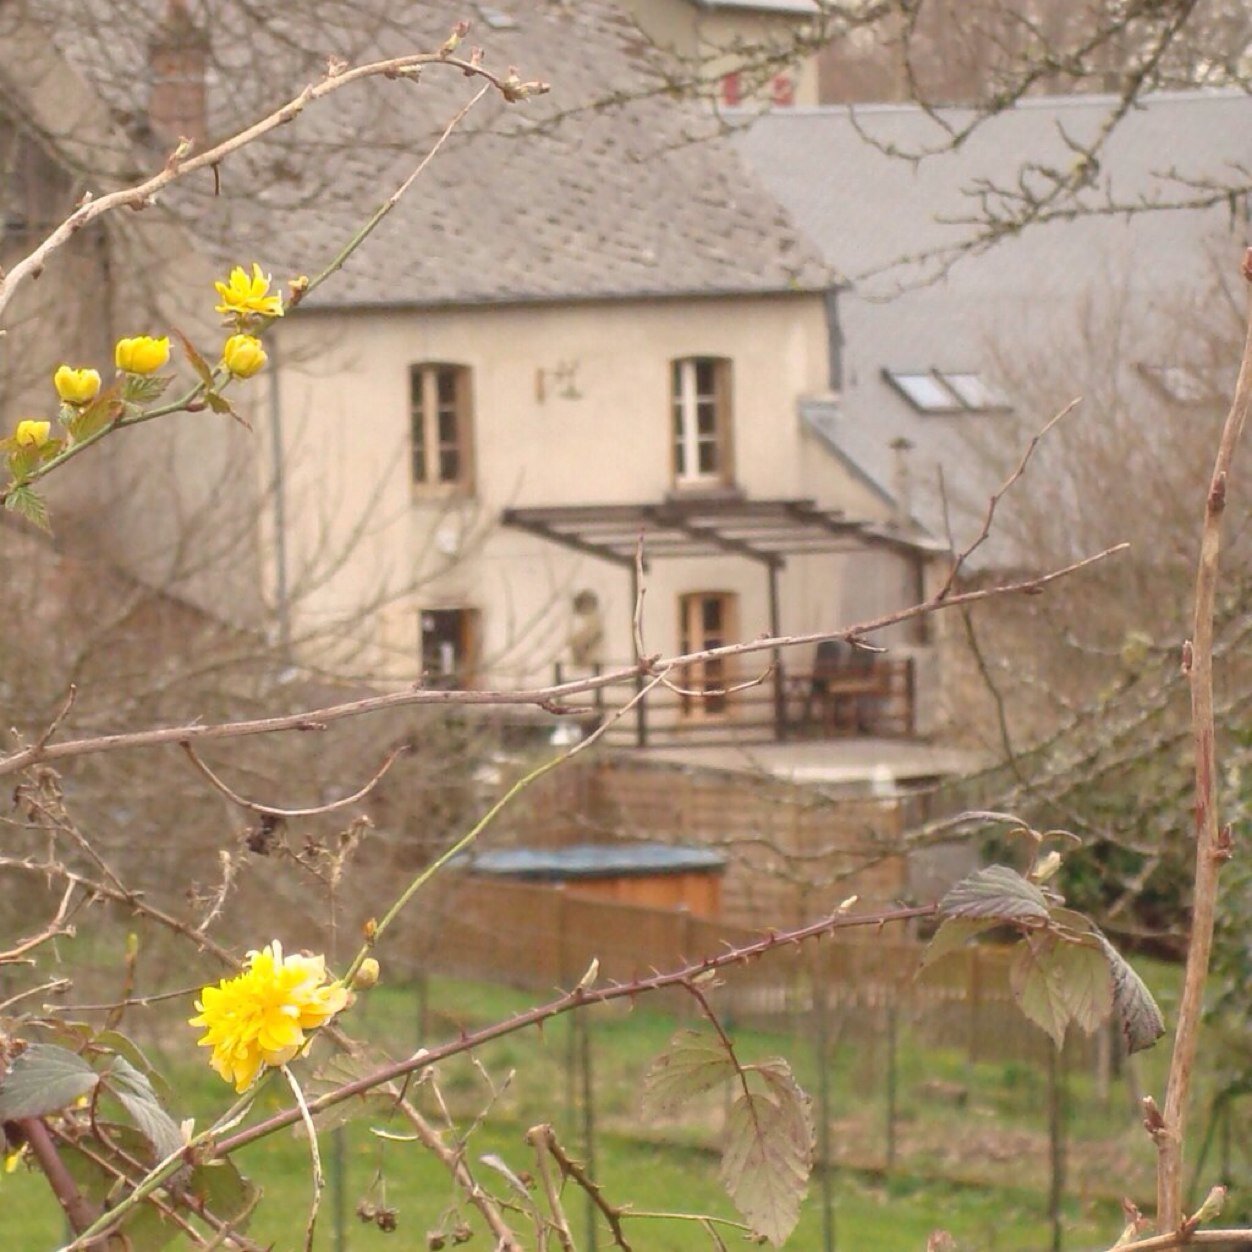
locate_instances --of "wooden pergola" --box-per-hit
[501,497,942,743]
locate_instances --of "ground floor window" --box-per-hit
[420,608,479,687]
[678,592,737,716]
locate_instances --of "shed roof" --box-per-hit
[464,841,728,879]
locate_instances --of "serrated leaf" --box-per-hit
[65,383,124,442]
[1010,936,1069,1048]
[1050,938,1113,1036]
[1098,936,1166,1054]
[121,373,173,404]
[917,918,999,973]
[940,865,1051,923]
[204,389,251,429]
[720,1060,813,1246]
[4,483,50,532]
[104,1056,184,1161]
[642,1030,737,1117]
[0,1043,98,1118]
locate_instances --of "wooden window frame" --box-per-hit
[671,357,734,489]
[410,363,474,495]
[678,591,738,719]
[420,607,480,688]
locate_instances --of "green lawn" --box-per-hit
[5,965,1192,1250]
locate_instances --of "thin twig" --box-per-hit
[527,1125,577,1252]
[529,1123,634,1250]
[181,742,406,818]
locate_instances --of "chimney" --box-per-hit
[889,436,914,528]
[148,0,209,149]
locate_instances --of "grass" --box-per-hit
[0,963,1204,1250]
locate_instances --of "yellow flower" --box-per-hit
[222,334,267,379]
[115,335,170,375]
[53,366,101,405]
[214,263,284,320]
[190,941,348,1092]
[13,419,51,449]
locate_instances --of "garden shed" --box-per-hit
[464,842,727,918]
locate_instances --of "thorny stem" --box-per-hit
[528,1124,633,1252]
[214,904,937,1157]
[1156,249,1252,1231]
[0,544,1126,779]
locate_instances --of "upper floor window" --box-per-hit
[410,363,473,492]
[672,357,733,488]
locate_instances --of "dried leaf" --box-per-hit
[1098,936,1166,1054]
[939,866,1050,923]
[642,1030,737,1117]
[0,1043,98,1119]
[174,329,215,388]
[719,1060,813,1246]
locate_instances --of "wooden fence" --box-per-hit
[396,875,1090,1067]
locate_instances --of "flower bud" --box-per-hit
[353,957,381,989]
[54,365,101,405]
[222,334,267,379]
[13,419,51,449]
[115,335,171,375]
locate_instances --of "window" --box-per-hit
[678,592,737,717]
[672,357,733,487]
[883,369,1010,414]
[420,608,479,687]
[410,364,473,492]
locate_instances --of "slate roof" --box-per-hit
[733,91,1252,548]
[34,0,830,308]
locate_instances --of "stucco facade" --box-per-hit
[269,292,930,712]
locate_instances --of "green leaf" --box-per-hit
[4,483,50,532]
[1010,935,1069,1047]
[720,1059,813,1246]
[917,918,999,973]
[642,1030,737,1117]
[185,1155,260,1232]
[1098,936,1166,1054]
[1050,938,1113,1036]
[940,866,1051,923]
[60,1127,182,1250]
[1010,934,1113,1047]
[103,1056,184,1161]
[122,373,174,404]
[0,1043,98,1119]
[64,383,124,442]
